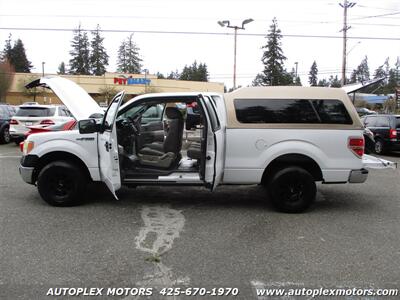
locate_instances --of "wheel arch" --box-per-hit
[33,151,92,183]
[261,153,323,184]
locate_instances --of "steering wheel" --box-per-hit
[127,114,142,136]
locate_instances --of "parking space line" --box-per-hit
[0,151,21,155]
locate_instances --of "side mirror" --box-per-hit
[78,119,100,134]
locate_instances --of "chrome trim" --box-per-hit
[19,165,35,184]
[348,168,368,183]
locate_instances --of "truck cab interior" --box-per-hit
[115,96,206,182]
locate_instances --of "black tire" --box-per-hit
[0,126,10,144]
[374,139,385,155]
[267,166,316,213]
[37,161,87,206]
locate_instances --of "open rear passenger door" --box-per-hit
[98,92,125,199]
[198,94,225,190]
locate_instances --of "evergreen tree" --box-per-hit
[258,18,291,86]
[317,78,329,87]
[156,72,165,79]
[328,75,341,87]
[179,61,208,82]
[252,73,264,86]
[57,62,66,74]
[3,36,33,73]
[1,34,13,62]
[372,58,390,94]
[308,61,318,86]
[167,70,180,79]
[117,34,142,73]
[349,56,370,84]
[90,24,109,76]
[69,25,91,75]
[385,57,400,94]
[373,57,389,80]
[197,63,209,81]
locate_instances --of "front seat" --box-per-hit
[138,107,184,169]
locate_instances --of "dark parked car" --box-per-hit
[0,104,17,144]
[361,114,400,154]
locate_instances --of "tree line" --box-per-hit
[253,18,400,94]
[1,25,209,82]
[1,20,400,93]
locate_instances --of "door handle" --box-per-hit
[105,141,112,151]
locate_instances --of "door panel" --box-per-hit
[98,91,125,198]
[199,95,224,190]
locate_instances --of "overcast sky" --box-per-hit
[0,0,399,88]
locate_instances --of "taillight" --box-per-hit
[348,137,365,158]
[389,129,397,139]
[40,119,55,125]
[10,119,18,125]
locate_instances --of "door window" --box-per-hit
[141,104,164,123]
[203,96,220,131]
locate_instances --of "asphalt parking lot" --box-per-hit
[0,142,399,299]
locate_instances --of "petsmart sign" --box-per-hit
[114,76,151,85]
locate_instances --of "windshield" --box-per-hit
[396,117,400,128]
[16,107,56,117]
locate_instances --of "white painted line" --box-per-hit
[0,151,21,155]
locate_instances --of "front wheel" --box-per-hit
[37,161,87,206]
[267,166,316,213]
[0,127,10,144]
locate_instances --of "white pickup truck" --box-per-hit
[19,77,395,213]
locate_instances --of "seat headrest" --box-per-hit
[165,107,182,119]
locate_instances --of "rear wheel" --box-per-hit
[374,139,386,155]
[37,161,87,206]
[267,166,316,213]
[0,127,10,144]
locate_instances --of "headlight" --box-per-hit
[23,141,35,155]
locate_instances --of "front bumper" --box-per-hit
[19,165,35,184]
[348,168,369,183]
[19,154,39,185]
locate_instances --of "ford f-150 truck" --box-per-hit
[19,77,395,213]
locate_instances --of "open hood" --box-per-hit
[342,77,385,94]
[25,76,104,121]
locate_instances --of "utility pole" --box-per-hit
[339,0,356,86]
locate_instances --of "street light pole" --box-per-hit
[233,27,238,90]
[218,18,254,90]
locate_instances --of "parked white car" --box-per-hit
[19,77,396,213]
[10,103,74,144]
